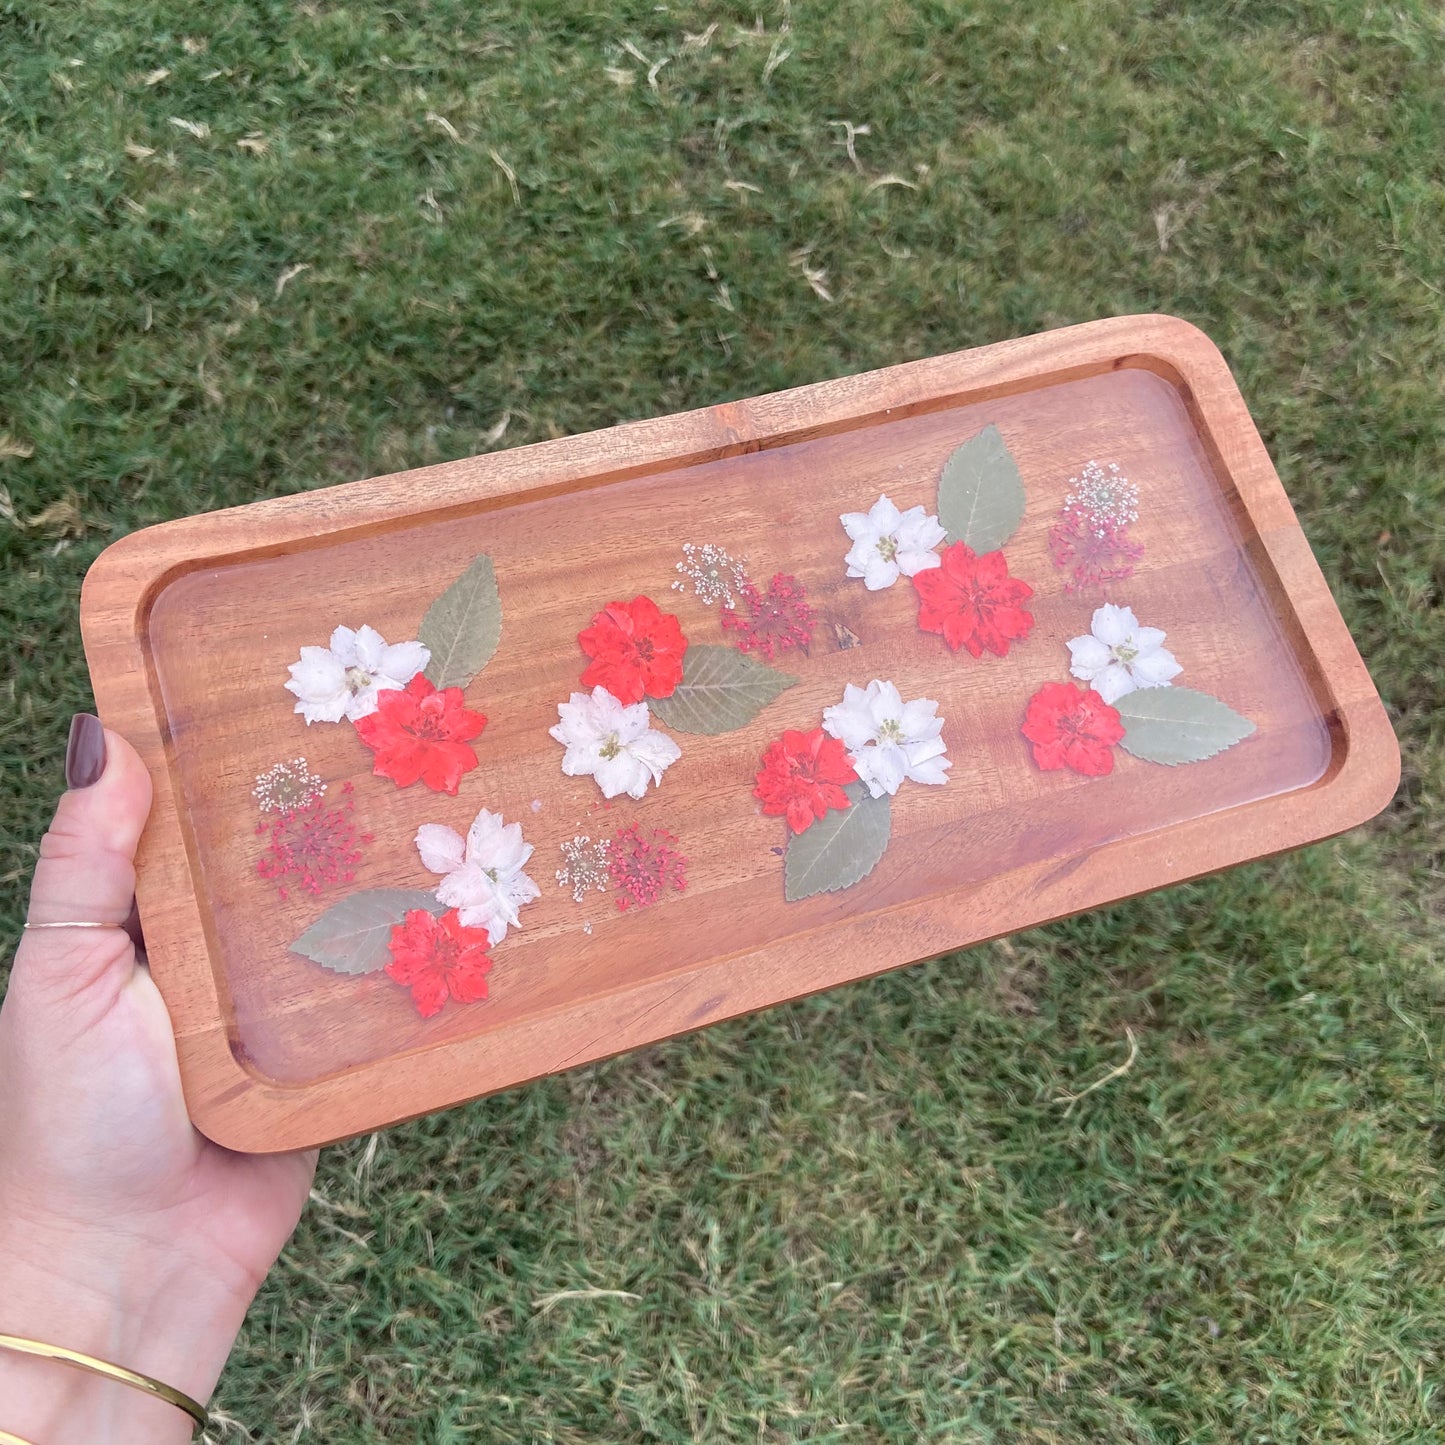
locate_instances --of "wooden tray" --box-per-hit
[80,315,1398,1153]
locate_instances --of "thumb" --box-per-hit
[17,715,154,993]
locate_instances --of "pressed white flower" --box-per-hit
[840,495,946,590]
[549,686,681,800]
[414,808,540,944]
[285,624,430,724]
[1067,603,1182,705]
[821,679,951,798]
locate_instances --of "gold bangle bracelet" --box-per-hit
[0,1333,208,1432]
[0,1429,39,1445]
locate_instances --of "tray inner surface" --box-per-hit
[147,366,1332,1088]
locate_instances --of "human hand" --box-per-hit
[0,716,318,1444]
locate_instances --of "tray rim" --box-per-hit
[79,313,1400,1153]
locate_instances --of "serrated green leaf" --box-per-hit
[289,888,446,975]
[649,644,798,735]
[420,553,502,689]
[1115,685,1256,766]
[937,423,1026,552]
[784,783,892,902]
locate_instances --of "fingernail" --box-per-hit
[65,713,107,789]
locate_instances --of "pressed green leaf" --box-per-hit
[649,644,798,735]
[420,553,503,689]
[289,888,446,975]
[784,783,892,902]
[937,423,1026,553]
[1115,685,1256,766]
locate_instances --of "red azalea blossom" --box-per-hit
[608,824,688,912]
[754,726,858,834]
[354,674,486,794]
[1021,681,1126,777]
[721,573,815,661]
[912,542,1035,658]
[1048,503,1145,593]
[578,596,687,704]
[256,782,371,900]
[385,907,494,1019]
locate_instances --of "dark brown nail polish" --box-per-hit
[65,713,107,789]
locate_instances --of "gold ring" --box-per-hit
[22,920,116,930]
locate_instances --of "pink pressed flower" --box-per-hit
[1049,462,1143,592]
[1048,505,1144,592]
[607,824,687,911]
[256,782,371,900]
[721,573,815,660]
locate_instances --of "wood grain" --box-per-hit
[79,315,1399,1153]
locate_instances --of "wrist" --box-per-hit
[0,1209,252,1443]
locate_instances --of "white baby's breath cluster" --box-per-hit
[672,541,750,607]
[252,757,325,814]
[1064,460,1139,539]
[556,834,611,902]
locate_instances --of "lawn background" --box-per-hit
[2,1,1442,1440]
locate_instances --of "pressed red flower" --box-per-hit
[385,907,493,1019]
[913,542,1035,658]
[608,824,688,912]
[255,782,371,901]
[578,596,687,704]
[353,674,486,794]
[754,726,858,834]
[720,573,815,661]
[1048,503,1144,593]
[1021,681,1126,777]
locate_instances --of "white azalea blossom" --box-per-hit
[549,686,681,800]
[840,495,946,590]
[285,624,430,724]
[414,808,540,944]
[821,679,951,798]
[1067,603,1182,705]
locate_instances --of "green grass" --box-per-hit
[3,0,1444,1439]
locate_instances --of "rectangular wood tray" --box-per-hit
[80,314,1398,1153]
